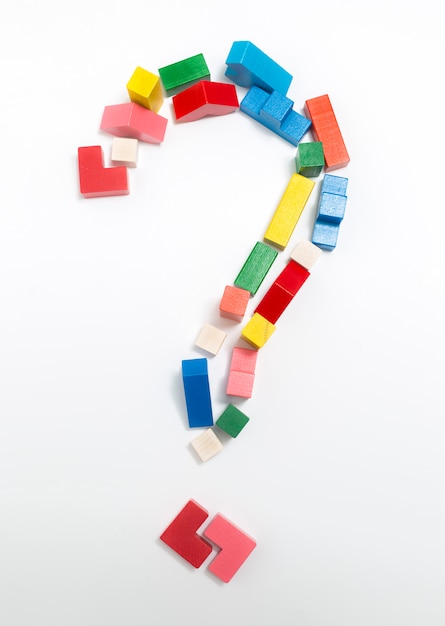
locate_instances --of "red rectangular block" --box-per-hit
[304,94,350,171]
[275,260,310,295]
[173,80,239,122]
[254,281,294,324]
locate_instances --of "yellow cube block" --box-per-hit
[127,66,164,113]
[241,312,276,349]
[264,173,315,250]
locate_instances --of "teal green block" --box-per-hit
[234,241,278,295]
[216,404,250,438]
[158,53,210,96]
[295,142,324,178]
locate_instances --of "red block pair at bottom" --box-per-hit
[160,499,256,583]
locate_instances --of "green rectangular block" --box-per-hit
[234,241,278,295]
[216,404,250,438]
[295,141,324,178]
[158,53,210,96]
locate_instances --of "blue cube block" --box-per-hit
[321,174,348,196]
[311,220,340,251]
[259,91,294,130]
[182,358,213,428]
[317,192,347,223]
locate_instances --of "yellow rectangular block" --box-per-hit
[241,312,276,349]
[264,173,315,250]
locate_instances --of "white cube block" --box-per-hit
[111,137,138,167]
[190,429,223,462]
[290,239,323,270]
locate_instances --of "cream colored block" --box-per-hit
[290,240,322,270]
[190,429,223,462]
[195,323,227,355]
[111,137,138,167]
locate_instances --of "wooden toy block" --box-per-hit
[77,145,129,198]
[111,137,138,167]
[203,513,257,583]
[274,259,310,295]
[241,312,276,349]
[226,346,258,398]
[295,142,324,178]
[100,102,168,144]
[126,66,164,113]
[254,281,294,324]
[263,173,315,250]
[160,499,213,568]
[195,323,227,355]
[304,94,350,171]
[317,192,347,223]
[290,240,322,271]
[158,53,210,96]
[226,371,255,398]
[182,358,213,428]
[172,80,239,122]
[225,41,292,95]
[311,220,340,251]
[234,241,278,295]
[229,346,258,374]
[219,285,250,322]
[190,429,223,462]
[240,86,311,146]
[321,173,348,196]
[215,404,249,438]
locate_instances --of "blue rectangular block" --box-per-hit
[225,41,292,95]
[317,192,347,223]
[182,358,213,428]
[311,220,340,251]
[321,174,348,196]
[241,86,311,146]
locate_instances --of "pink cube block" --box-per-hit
[230,347,258,374]
[100,102,168,143]
[226,371,255,398]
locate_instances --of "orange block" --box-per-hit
[304,94,350,171]
[219,285,250,322]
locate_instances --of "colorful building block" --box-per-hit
[225,40,292,94]
[195,323,227,355]
[317,192,347,223]
[253,281,294,325]
[77,145,129,198]
[241,312,276,349]
[158,53,210,96]
[263,173,315,250]
[203,513,257,583]
[190,429,223,462]
[240,86,311,146]
[295,142,324,177]
[290,240,322,271]
[160,500,213,568]
[320,173,348,196]
[111,137,138,167]
[172,80,239,122]
[126,66,164,113]
[304,94,350,171]
[215,404,250,438]
[100,102,168,144]
[219,285,250,322]
[226,346,258,398]
[182,358,213,428]
[311,220,341,250]
[234,241,278,295]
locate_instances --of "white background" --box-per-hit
[1,1,444,625]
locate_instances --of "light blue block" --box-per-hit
[311,220,340,251]
[182,358,213,428]
[240,86,311,146]
[225,41,292,94]
[321,174,348,197]
[317,192,347,223]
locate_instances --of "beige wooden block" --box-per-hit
[195,323,227,355]
[111,137,138,167]
[290,240,322,270]
[190,429,223,462]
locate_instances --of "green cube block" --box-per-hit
[295,142,324,178]
[216,404,250,438]
[234,241,278,295]
[158,53,210,96]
